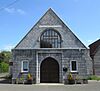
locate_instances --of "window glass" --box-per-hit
[21,60,29,72]
[40,29,61,48]
[72,61,76,71]
[70,60,78,72]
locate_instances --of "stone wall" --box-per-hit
[12,48,91,83]
[12,49,36,80]
[94,47,100,76]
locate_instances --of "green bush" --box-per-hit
[0,62,9,73]
[5,74,12,80]
[87,75,100,81]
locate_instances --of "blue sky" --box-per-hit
[0,0,100,51]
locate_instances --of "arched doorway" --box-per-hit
[40,57,59,83]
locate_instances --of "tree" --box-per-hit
[0,52,5,63]
[0,51,11,63]
[0,53,4,72]
[1,62,9,72]
[0,51,11,73]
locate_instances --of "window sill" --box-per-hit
[70,71,78,74]
[21,71,29,73]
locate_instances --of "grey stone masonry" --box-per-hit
[12,48,92,83]
[94,46,100,76]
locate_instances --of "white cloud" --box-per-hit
[4,8,15,13]
[87,38,99,44]
[84,38,100,47]
[17,9,26,15]
[87,40,93,43]
[4,8,26,15]
[3,44,15,51]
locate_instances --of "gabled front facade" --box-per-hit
[12,8,92,84]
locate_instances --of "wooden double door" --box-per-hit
[40,57,59,83]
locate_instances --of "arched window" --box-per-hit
[40,29,61,48]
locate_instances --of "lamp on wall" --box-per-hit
[63,67,68,72]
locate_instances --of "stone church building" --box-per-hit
[12,8,92,84]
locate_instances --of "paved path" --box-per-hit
[0,73,8,78]
[0,81,100,91]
